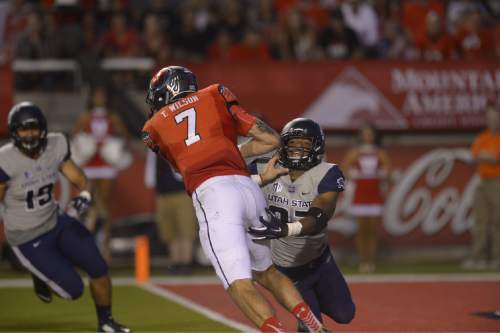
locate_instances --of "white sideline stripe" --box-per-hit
[146,273,500,285]
[1,273,500,288]
[346,273,500,283]
[139,283,258,333]
[11,246,72,299]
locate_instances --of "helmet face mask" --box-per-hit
[8,102,48,157]
[286,137,313,161]
[17,124,42,151]
[146,66,198,118]
[278,118,325,171]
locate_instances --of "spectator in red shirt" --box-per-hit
[300,0,331,30]
[228,29,272,62]
[100,11,140,57]
[453,8,493,60]
[274,0,298,15]
[415,11,453,61]
[208,29,233,62]
[401,0,445,43]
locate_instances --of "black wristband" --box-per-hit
[306,207,328,234]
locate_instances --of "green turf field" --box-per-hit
[0,285,234,332]
[0,259,498,332]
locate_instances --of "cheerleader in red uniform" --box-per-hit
[72,87,130,262]
[343,123,391,273]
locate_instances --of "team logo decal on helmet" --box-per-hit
[278,118,325,170]
[166,74,180,95]
[146,66,198,118]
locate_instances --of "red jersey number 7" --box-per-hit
[174,107,201,146]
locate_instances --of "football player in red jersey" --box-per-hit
[142,66,327,332]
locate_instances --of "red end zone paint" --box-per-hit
[158,281,500,332]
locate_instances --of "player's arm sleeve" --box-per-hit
[218,84,256,136]
[0,181,7,203]
[292,165,346,236]
[318,165,346,193]
[295,191,340,236]
[232,106,257,136]
[0,166,10,185]
[248,160,259,175]
[54,133,71,166]
[297,167,344,236]
[62,133,71,161]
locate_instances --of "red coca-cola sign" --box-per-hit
[327,144,476,249]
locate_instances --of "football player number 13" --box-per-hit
[175,107,201,146]
[26,183,54,211]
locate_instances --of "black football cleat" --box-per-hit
[97,318,131,333]
[32,274,52,303]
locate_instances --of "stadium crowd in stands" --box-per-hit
[3,0,500,64]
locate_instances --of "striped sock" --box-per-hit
[292,302,322,332]
[260,316,285,332]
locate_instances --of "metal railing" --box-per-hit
[13,57,155,89]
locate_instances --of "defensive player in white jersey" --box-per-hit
[249,118,355,331]
[0,102,130,333]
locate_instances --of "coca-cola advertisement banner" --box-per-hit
[326,144,476,249]
[188,61,499,131]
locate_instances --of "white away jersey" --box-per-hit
[0,133,70,245]
[251,159,345,267]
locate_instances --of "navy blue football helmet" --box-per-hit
[278,118,325,170]
[8,102,48,156]
[146,66,198,118]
